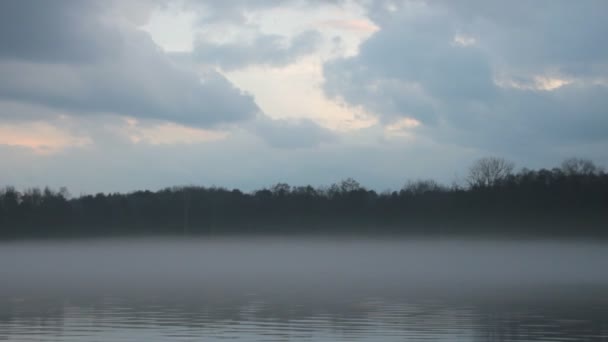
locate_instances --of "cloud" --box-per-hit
[430,0,608,73]
[385,117,421,138]
[180,0,345,25]
[0,121,91,154]
[0,125,476,194]
[193,31,322,71]
[115,118,229,145]
[0,0,259,127]
[323,0,608,153]
[1,0,607,193]
[251,116,336,149]
[316,19,379,33]
[0,1,119,63]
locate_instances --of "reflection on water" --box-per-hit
[2,295,607,341]
[1,237,607,341]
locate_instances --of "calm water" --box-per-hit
[1,237,607,341]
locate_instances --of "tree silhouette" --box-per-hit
[401,180,444,196]
[561,158,600,176]
[467,157,515,188]
[0,157,606,239]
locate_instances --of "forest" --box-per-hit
[1,157,607,238]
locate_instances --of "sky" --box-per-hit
[1,0,607,194]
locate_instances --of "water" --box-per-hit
[1,237,607,341]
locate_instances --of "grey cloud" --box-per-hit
[323,0,608,150]
[324,6,495,125]
[502,85,608,143]
[324,59,439,124]
[193,31,322,71]
[0,0,259,127]
[428,0,608,75]
[252,116,336,149]
[185,1,291,24]
[0,1,121,64]
[182,0,343,24]
[411,86,608,160]
[174,0,332,70]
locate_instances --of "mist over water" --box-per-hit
[2,236,608,297]
[1,236,607,341]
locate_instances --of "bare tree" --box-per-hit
[339,178,362,193]
[271,183,291,197]
[401,179,444,195]
[561,157,598,176]
[467,157,515,188]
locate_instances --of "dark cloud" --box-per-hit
[323,9,495,125]
[430,0,608,71]
[0,1,120,63]
[0,0,259,127]
[323,0,608,150]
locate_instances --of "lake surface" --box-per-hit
[1,237,607,341]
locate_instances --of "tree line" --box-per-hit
[1,157,607,238]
